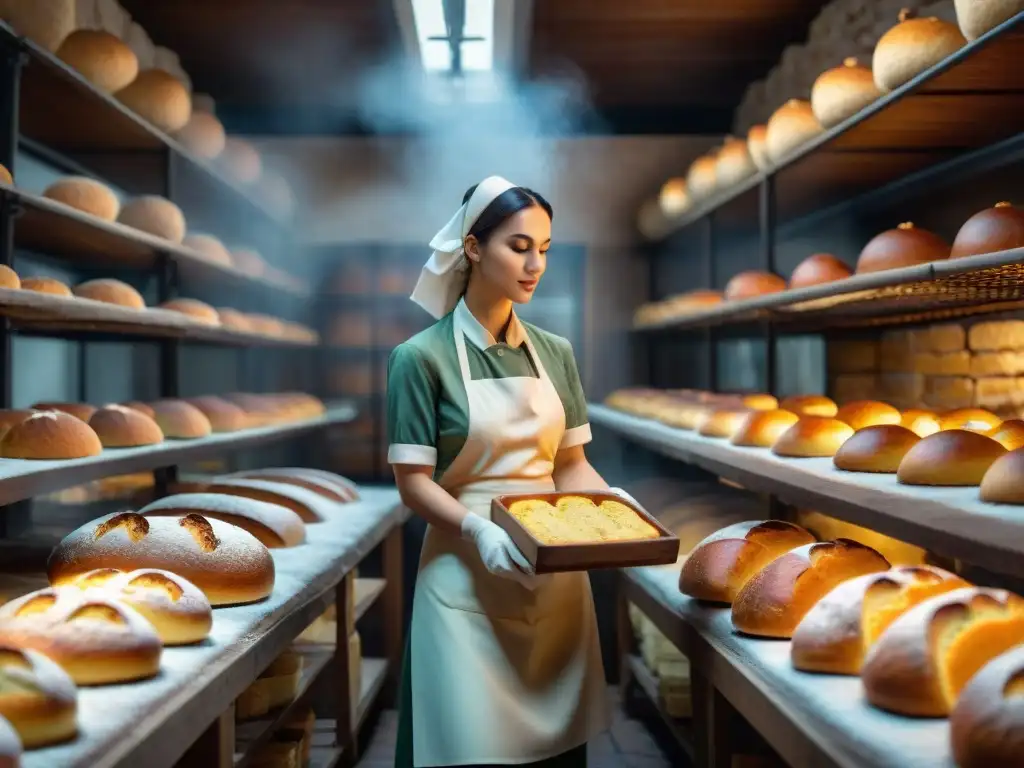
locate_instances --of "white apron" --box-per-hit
[409,310,608,766]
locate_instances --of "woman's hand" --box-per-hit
[461,513,540,589]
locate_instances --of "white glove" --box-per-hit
[461,512,539,589]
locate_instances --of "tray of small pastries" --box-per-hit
[490,491,679,573]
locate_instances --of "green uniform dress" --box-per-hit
[387,304,593,768]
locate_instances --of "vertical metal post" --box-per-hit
[155,254,180,493]
[705,213,718,392]
[0,39,25,414]
[759,177,777,396]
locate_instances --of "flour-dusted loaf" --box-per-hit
[791,566,968,674]
[116,196,186,243]
[226,467,360,503]
[897,429,1007,486]
[72,278,145,309]
[0,588,161,685]
[732,539,891,639]
[833,424,921,473]
[56,30,138,92]
[88,405,164,448]
[0,644,77,748]
[0,411,102,460]
[116,68,191,133]
[950,644,1024,767]
[679,520,816,604]
[47,512,275,605]
[862,587,1024,716]
[69,568,212,646]
[195,478,329,522]
[140,492,306,548]
[20,277,72,298]
[772,416,854,458]
[42,176,120,221]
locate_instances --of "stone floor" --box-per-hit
[355,687,673,768]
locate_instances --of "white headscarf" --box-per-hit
[410,175,517,319]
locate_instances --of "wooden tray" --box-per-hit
[490,491,680,574]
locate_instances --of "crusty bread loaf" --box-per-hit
[21,276,72,298]
[732,539,890,638]
[149,399,213,439]
[184,396,249,432]
[979,447,1024,503]
[0,411,102,460]
[900,409,942,437]
[48,512,275,606]
[791,566,968,674]
[56,30,138,92]
[0,588,161,685]
[772,416,854,458]
[182,234,233,266]
[778,394,837,417]
[811,58,882,129]
[226,468,359,503]
[766,99,823,163]
[835,400,901,430]
[939,408,1002,432]
[88,404,164,447]
[789,253,852,288]
[950,644,1024,767]
[158,297,220,326]
[724,271,786,301]
[792,510,926,567]
[0,713,18,766]
[856,222,950,273]
[175,110,227,159]
[115,68,191,133]
[72,278,145,309]
[873,12,967,93]
[833,424,921,473]
[697,408,751,439]
[68,568,212,646]
[897,429,1007,486]
[679,520,816,604]
[141,493,305,548]
[116,196,186,244]
[43,176,120,221]
[862,587,1024,716]
[0,644,77,748]
[192,479,327,523]
[986,420,1024,451]
[730,409,800,448]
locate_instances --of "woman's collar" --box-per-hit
[455,298,526,350]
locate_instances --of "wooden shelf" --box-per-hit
[354,578,387,624]
[357,657,390,730]
[625,654,694,762]
[591,404,1024,579]
[0,402,357,508]
[18,490,409,768]
[623,563,951,768]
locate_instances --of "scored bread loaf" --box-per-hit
[731,539,890,639]
[833,424,921,473]
[0,644,77,748]
[679,520,816,603]
[47,512,275,606]
[791,566,968,674]
[861,587,1024,716]
[225,467,360,503]
[140,493,306,548]
[772,416,854,458]
[192,478,329,523]
[0,588,161,685]
[949,644,1024,768]
[897,429,1007,486]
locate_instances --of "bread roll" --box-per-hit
[141,493,305,548]
[954,0,1024,40]
[987,419,1024,451]
[221,138,262,184]
[56,30,138,92]
[740,393,778,411]
[746,125,769,170]
[766,100,823,163]
[0,645,77,748]
[833,424,921,472]
[48,512,275,606]
[116,196,186,243]
[0,411,102,459]
[0,713,18,766]
[697,408,751,439]
[0,264,17,292]
[856,222,950,273]
[811,58,882,128]
[873,11,966,92]
[791,566,969,675]
[732,539,890,638]
[951,201,1024,259]
[122,401,155,419]
[897,429,1007,485]
[0,588,161,685]
[679,520,816,603]
[175,110,226,159]
[861,587,1024,716]
[835,400,902,430]
[43,175,120,221]
[724,271,786,301]
[715,137,757,188]
[0,1,76,53]
[0,164,11,187]
[149,399,212,439]
[979,447,1024,503]
[72,278,145,309]
[772,416,854,457]
[217,308,254,333]
[658,178,689,218]
[182,234,232,266]
[778,394,838,417]
[20,276,72,297]
[226,468,359,503]
[158,297,220,326]
[116,69,191,133]
[789,253,852,288]
[686,154,718,200]
[0,410,35,441]
[88,405,163,447]
[939,408,1002,432]
[191,479,326,523]
[950,644,1024,767]
[184,396,249,432]
[730,409,800,448]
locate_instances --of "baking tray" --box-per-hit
[491,491,680,573]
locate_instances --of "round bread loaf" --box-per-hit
[0,714,18,766]
[0,410,36,441]
[861,587,1024,716]
[789,253,852,288]
[791,566,969,675]
[70,568,212,646]
[88,405,163,447]
[778,394,837,417]
[811,58,882,128]
[658,178,689,218]
[226,468,359,503]
[873,12,967,92]
[0,265,18,290]
[730,409,800,448]
[901,408,942,437]
[697,408,751,439]
[724,271,786,301]
[20,277,72,298]
[833,424,921,473]
[715,137,757,188]
[0,588,161,685]
[686,153,718,200]
[897,429,1007,486]
[56,30,138,92]
[732,539,890,638]
[175,110,226,159]
[216,308,254,333]
[116,69,191,133]
[148,399,213,439]
[679,520,816,603]
[835,400,901,430]
[122,401,156,419]
[0,411,102,459]
[856,222,950,273]
[772,416,854,457]
[185,396,249,432]
[951,202,1024,259]
[747,125,769,170]
[42,176,119,221]
[158,297,220,326]
[195,478,328,523]
[221,138,262,184]
[247,314,284,337]
[140,492,305,548]
[740,393,778,411]
[766,99,823,163]
[954,0,1024,41]
[950,644,1024,767]
[0,645,77,748]
[940,408,1002,432]
[987,419,1024,451]
[231,248,265,277]
[979,448,1024,503]
[48,512,275,606]
[72,278,145,309]
[183,234,233,266]
[117,196,186,243]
